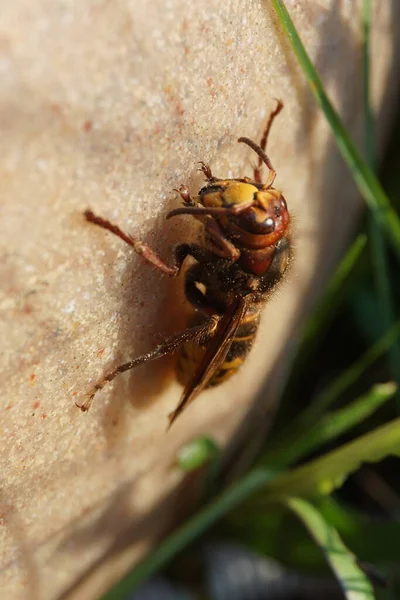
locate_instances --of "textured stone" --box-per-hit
[0,1,399,598]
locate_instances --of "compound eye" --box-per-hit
[263,217,275,231]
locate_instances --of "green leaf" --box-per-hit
[271,0,400,263]
[287,498,375,599]
[262,417,400,501]
[175,436,220,472]
[318,497,400,564]
[263,382,397,467]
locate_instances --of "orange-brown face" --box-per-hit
[227,188,289,247]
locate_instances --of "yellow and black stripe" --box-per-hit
[208,305,260,386]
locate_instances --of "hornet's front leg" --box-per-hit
[85,210,182,276]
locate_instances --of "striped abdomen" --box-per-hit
[176,305,260,388]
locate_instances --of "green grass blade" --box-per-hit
[227,496,400,569]
[269,320,400,449]
[274,234,367,432]
[293,321,400,427]
[271,0,400,263]
[298,234,367,367]
[362,0,400,405]
[263,382,397,467]
[287,498,375,599]
[362,0,376,173]
[99,469,276,600]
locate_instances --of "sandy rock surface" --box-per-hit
[0,1,399,599]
